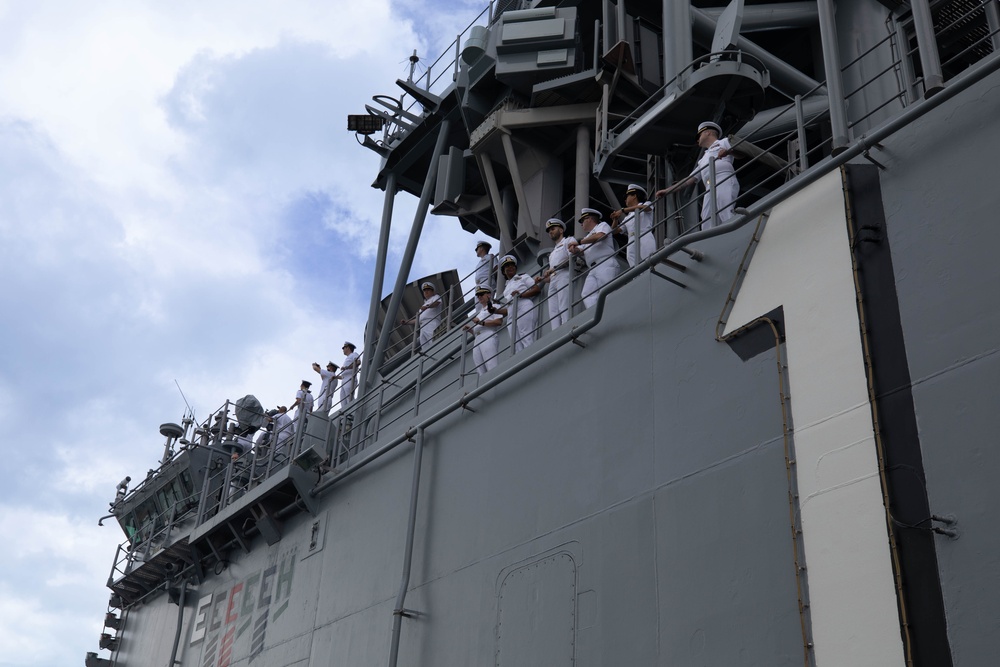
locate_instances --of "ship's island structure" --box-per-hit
[88,0,1000,665]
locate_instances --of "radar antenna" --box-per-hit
[405,49,425,83]
[174,379,195,423]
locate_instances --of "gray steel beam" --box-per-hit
[736,94,829,141]
[360,171,398,397]
[495,103,596,129]
[691,7,825,98]
[910,0,945,96]
[475,153,514,252]
[816,0,850,151]
[663,0,693,84]
[575,125,590,217]
[500,131,535,236]
[617,0,627,43]
[700,2,818,31]
[363,120,451,391]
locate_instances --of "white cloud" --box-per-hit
[0,1,493,664]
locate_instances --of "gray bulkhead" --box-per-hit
[125,223,804,667]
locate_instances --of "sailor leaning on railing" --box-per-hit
[463,285,503,375]
[656,120,740,229]
[610,184,657,268]
[492,254,541,354]
[534,218,577,331]
[568,208,619,310]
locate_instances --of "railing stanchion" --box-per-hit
[414,358,425,417]
[708,155,718,229]
[509,295,519,358]
[794,95,808,173]
[460,329,469,389]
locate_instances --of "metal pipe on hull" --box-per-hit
[386,427,425,667]
[363,120,452,391]
[360,171,398,397]
[166,578,189,667]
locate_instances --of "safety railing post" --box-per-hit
[795,95,809,173]
[446,284,455,333]
[195,446,218,526]
[161,503,178,547]
[414,358,426,417]
[509,295,519,358]
[568,251,578,318]
[708,155,718,229]
[459,329,470,389]
[373,385,386,441]
[334,414,348,467]
[219,457,235,514]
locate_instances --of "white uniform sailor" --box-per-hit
[270,406,293,458]
[539,218,577,330]
[474,241,497,291]
[495,254,541,353]
[464,286,503,375]
[611,184,657,267]
[312,361,340,414]
[338,342,360,406]
[656,121,739,229]
[569,208,619,310]
[289,380,314,424]
[401,282,443,351]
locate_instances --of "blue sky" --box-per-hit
[0,1,488,664]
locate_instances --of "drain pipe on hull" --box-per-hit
[167,578,190,667]
[386,427,425,667]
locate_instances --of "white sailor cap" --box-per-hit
[343,341,356,350]
[421,282,436,291]
[475,240,491,251]
[625,184,646,199]
[697,121,722,136]
[545,218,565,230]
[475,285,492,296]
[499,254,518,268]
[578,207,602,222]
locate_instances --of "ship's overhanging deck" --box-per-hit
[373,83,469,196]
[596,55,768,180]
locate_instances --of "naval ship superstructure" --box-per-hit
[89,0,1000,665]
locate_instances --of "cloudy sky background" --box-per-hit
[0,1,492,664]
